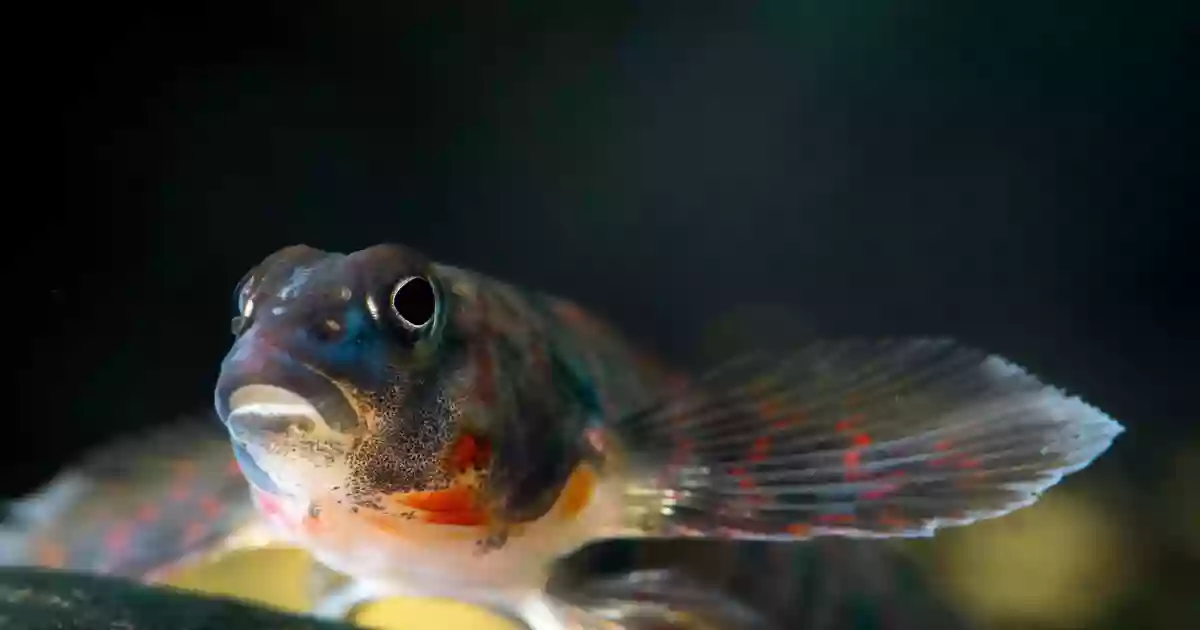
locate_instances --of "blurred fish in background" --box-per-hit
[0,415,263,581]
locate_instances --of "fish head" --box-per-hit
[214,243,489,524]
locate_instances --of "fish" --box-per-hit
[0,414,267,583]
[213,242,1124,619]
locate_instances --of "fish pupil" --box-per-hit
[390,276,436,329]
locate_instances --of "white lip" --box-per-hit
[228,384,352,444]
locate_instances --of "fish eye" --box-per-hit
[231,271,257,336]
[389,275,436,331]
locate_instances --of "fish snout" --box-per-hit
[215,339,362,444]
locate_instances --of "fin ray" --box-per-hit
[613,338,1124,539]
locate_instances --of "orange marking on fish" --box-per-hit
[671,438,694,466]
[172,460,198,479]
[358,511,407,536]
[252,487,288,522]
[555,464,597,519]
[397,485,476,513]
[136,504,160,523]
[357,508,487,539]
[35,540,66,568]
[254,489,280,514]
[199,495,223,519]
[301,508,326,535]
[169,482,191,501]
[879,509,910,528]
[104,523,133,555]
[852,433,872,447]
[183,521,207,546]
[786,523,812,536]
[863,482,900,500]
[393,485,489,526]
[449,434,491,472]
[729,466,758,491]
[836,413,865,433]
[933,440,952,451]
[954,469,989,488]
[775,409,807,430]
[758,399,782,420]
[843,449,865,482]
[750,436,770,462]
[422,509,490,526]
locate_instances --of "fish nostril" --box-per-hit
[311,318,345,342]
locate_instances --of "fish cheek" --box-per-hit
[345,433,438,497]
[484,397,584,525]
[336,361,453,490]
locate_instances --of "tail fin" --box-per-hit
[612,338,1123,539]
[0,414,261,581]
[548,538,975,630]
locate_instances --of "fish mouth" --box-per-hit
[223,385,328,443]
[215,343,362,445]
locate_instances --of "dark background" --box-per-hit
[11,0,1198,627]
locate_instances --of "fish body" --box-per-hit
[214,243,1124,609]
